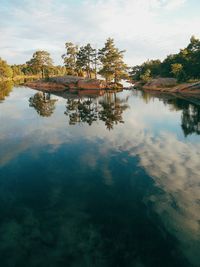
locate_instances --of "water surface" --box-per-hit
[0,83,200,267]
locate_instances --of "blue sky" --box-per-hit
[0,0,200,65]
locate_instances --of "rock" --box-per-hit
[49,75,84,85]
[67,83,78,90]
[24,82,66,91]
[145,78,177,89]
[77,79,107,90]
[142,79,200,95]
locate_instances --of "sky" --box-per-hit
[0,0,200,66]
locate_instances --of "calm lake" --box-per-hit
[0,83,200,267]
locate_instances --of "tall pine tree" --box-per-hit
[98,38,128,83]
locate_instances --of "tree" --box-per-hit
[0,58,13,80]
[62,42,78,75]
[130,36,200,83]
[140,69,151,83]
[76,44,96,78]
[11,64,24,77]
[0,81,14,101]
[98,38,128,83]
[27,51,53,78]
[129,65,143,81]
[171,63,185,81]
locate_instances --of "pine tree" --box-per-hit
[98,38,128,83]
[76,44,97,78]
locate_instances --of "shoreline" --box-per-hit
[24,76,124,92]
[139,79,200,95]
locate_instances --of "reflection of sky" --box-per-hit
[0,86,200,266]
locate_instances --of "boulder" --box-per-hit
[77,79,107,90]
[25,82,66,91]
[49,75,84,85]
[145,78,177,88]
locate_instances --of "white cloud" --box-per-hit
[162,0,186,10]
[0,0,199,65]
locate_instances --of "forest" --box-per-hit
[130,36,200,83]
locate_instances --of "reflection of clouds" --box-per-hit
[0,130,72,167]
[136,133,200,266]
[1,87,200,265]
[78,120,200,265]
[77,107,200,266]
[99,128,200,266]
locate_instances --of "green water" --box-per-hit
[0,84,200,267]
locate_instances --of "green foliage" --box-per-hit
[0,58,13,80]
[130,36,200,83]
[62,42,78,75]
[130,60,161,82]
[27,50,53,78]
[61,38,128,82]
[11,64,24,77]
[171,63,185,82]
[76,44,97,78]
[0,81,14,101]
[140,69,151,83]
[98,38,128,83]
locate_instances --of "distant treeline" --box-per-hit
[1,36,200,83]
[0,38,128,83]
[130,36,200,83]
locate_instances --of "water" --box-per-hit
[0,83,200,267]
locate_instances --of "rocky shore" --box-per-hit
[25,75,122,92]
[141,78,200,95]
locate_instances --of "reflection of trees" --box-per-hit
[0,81,14,102]
[65,98,98,125]
[65,93,129,130]
[164,98,200,136]
[29,92,57,117]
[181,105,200,136]
[141,90,200,137]
[140,91,154,104]
[99,93,129,130]
[163,98,200,136]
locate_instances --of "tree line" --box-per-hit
[1,36,200,83]
[130,36,200,83]
[0,38,128,83]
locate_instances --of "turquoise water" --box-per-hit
[0,85,200,267]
